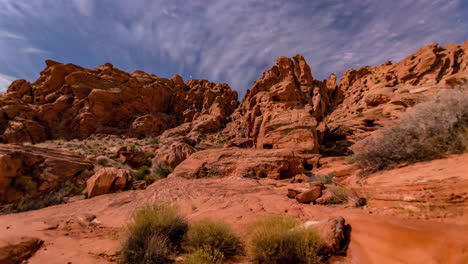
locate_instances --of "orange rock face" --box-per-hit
[0,236,43,264]
[223,55,328,153]
[0,61,238,143]
[170,148,318,180]
[321,42,468,155]
[0,144,93,203]
[85,168,128,198]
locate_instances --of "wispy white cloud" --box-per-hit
[0,0,467,96]
[71,0,94,16]
[0,73,16,92]
[23,47,49,54]
[0,30,24,40]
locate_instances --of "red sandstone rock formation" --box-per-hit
[0,144,93,203]
[223,55,328,153]
[1,61,238,143]
[85,168,128,198]
[321,42,468,155]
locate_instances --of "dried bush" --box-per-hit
[131,165,151,181]
[328,186,348,204]
[351,89,468,173]
[246,215,325,264]
[185,247,225,264]
[120,204,188,264]
[184,219,242,259]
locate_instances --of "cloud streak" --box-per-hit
[0,73,15,92]
[0,0,467,94]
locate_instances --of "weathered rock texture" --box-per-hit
[0,236,44,264]
[1,61,238,143]
[223,55,328,153]
[0,144,93,203]
[321,42,468,155]
[1,42,467,183]
[86,168,128,198]
[170,148,318,179]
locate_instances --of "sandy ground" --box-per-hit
[1,154,468,263]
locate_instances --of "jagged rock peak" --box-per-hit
[223,54,334,153]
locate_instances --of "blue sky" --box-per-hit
[0,0,467,95]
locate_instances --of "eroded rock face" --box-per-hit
[321,42,468,155]
[86,168,128,198]
[0,236,44,264]
[223,55,327,153]
[0,61,238,143]
[170,148,318,179]
[0,144,93,203]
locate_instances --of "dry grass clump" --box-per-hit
[120,204,188,264]
[311,173,333,184]
[184,219,243,261]
[246,215,325,264]
[184,247,225,264]
[351,89,468,173]
[328,186,348,204]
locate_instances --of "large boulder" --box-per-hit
[86,168,128,198]
[300,217,350,256]
[295,187,322,204]
[154,140,197,170]
[2,120,47,144]
[170,148,317,179]
[313,217,350,254]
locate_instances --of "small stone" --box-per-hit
[296,187,322,203]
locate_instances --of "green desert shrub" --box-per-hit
[96,157,109,166]
[185,247,225,264]
[246,215,325,264]
[185,219,242,259]
[351,89,468,173]
[120,204,188,264]
[153,164,173,179]
[130,165,151,181]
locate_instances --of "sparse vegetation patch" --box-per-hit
[246,215,325,264]
[184,219,242,260]
[350,89,468,173]
[120,204,188,264]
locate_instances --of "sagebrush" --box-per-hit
[120,204,188,264]
[351,89,468,173]
[185,247,225,264]
[184,219,242,259]
[246,215,325,264]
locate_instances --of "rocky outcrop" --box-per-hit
[85,168,128,198]
[321,42,468,155]
[0,144,93,203]
[170,148,319,179]
[117,147,147,169]
[0,236,43,264]
[0,61,238,143]
[223,55,329,153]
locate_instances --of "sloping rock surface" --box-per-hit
[0,144,93,203]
